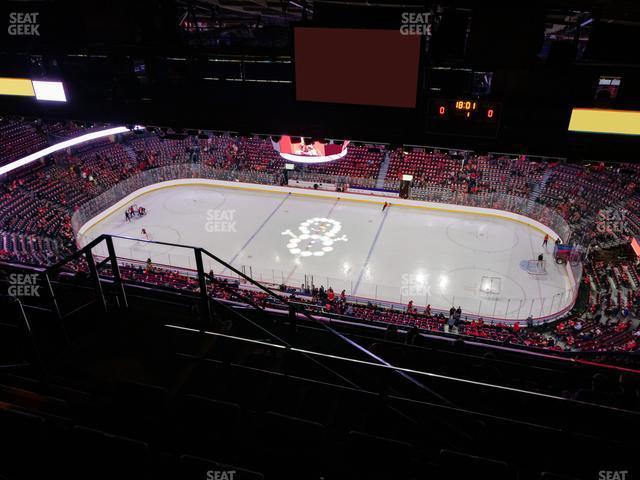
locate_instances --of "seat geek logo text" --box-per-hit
[599,472,629,480]
[8,12,40,36]
[7,273,40,297]
[400,12,431,35]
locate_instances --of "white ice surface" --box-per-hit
[80,185,575,320]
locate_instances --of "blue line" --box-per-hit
[353,206,390,295]
[222,193,290,273]
[326,198,339,218]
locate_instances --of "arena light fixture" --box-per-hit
[0,78,67,101]
[32,81,67,102]
[568,108,640,135]
[0,77,35,96]
[0,125,142,176]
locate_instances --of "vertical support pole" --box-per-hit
[15,297,47,378]
[42,270,70,345]
[194,248,212,326]
[43,271,62,319]
[85,248,107,312]
[105,235,128,309]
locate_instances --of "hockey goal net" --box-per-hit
[524,259,547,275]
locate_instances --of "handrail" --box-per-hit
[47,232,450,403]
[166,323,640,417]
[200,246,455,405]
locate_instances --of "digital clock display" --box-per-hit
[455,100,476,111]
[427,98,501,137]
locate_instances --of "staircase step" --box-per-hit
[375,151,391,189]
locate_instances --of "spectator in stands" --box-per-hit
[447,312,457,333]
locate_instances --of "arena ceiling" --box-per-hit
[177,0,314,25]
[180,0,640,28]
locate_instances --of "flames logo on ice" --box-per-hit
[281,217,348,257]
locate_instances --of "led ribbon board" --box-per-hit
[568,108,640,135]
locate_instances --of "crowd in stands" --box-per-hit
[386,149,460,189]
[60,256,636,354]
[304,145,384,179]
[0,118,96,167]
[3,120,640,354]
[0,118,49,166]
[39,119,93,139]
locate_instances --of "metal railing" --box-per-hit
[39,233,453,407]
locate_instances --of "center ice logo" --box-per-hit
[281,217,348,257]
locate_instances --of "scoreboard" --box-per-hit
[427,98,502,137]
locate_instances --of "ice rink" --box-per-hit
[79,184,576,320]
